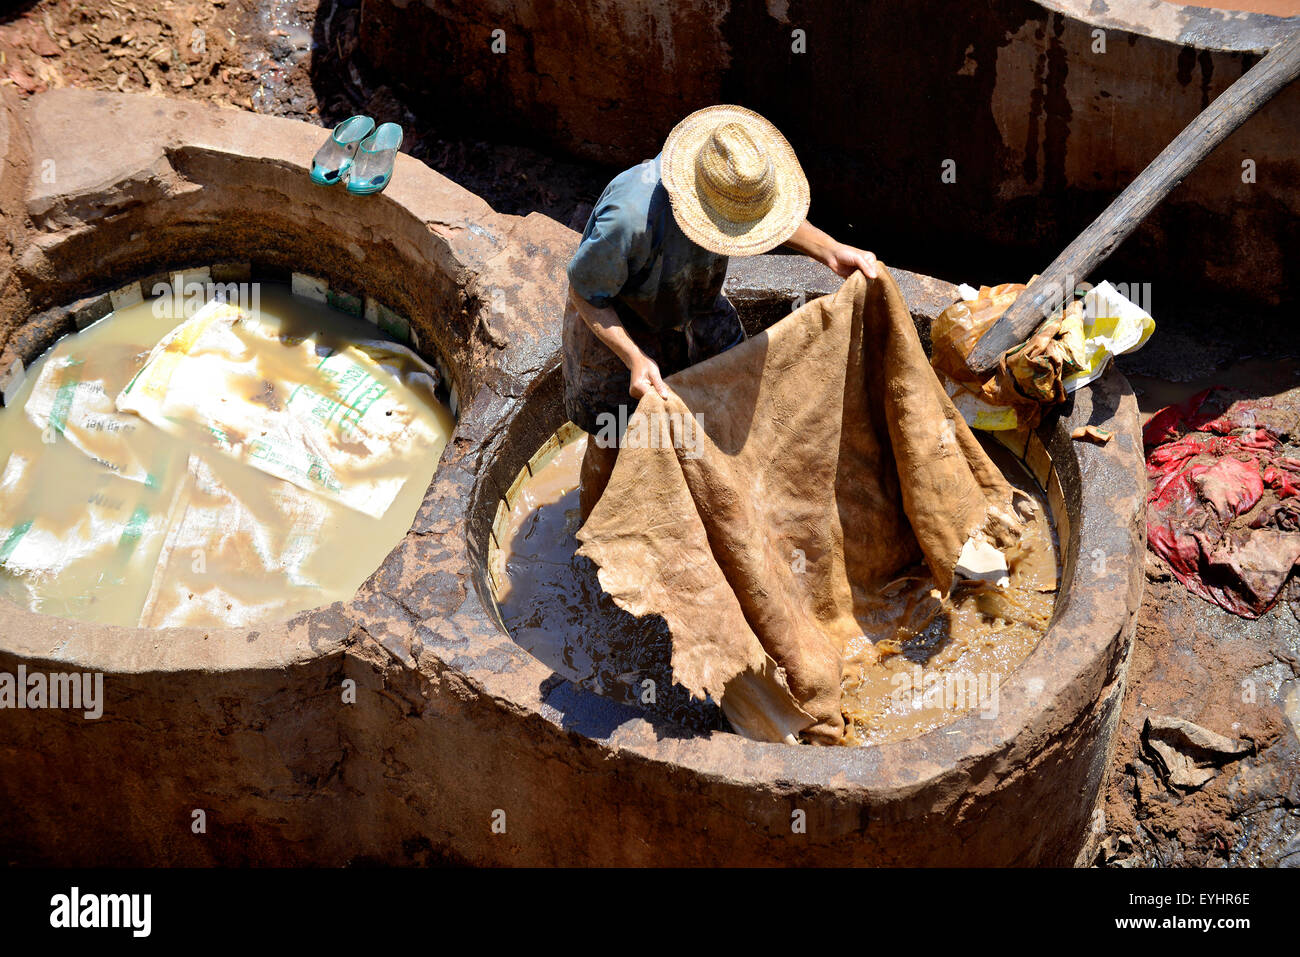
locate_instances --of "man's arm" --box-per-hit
[783,220,879,280]
[570,290,669,400]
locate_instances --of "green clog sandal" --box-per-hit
[345,123,403,195]
[310,115,375,186]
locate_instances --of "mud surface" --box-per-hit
[0,0,608,227]
[0,0,260,106]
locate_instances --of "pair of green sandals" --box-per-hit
[310,116,403,195]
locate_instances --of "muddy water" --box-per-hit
[496,435,1058,745]
[494,438,725,732]
[1126,356,1300,426]
[838,442,1059,745]
[0,283,453,628]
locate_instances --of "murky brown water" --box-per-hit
[1127,356,1300,425]
[496,434,1058,745]
[0,283,454,628]
[492,438,725,731]
[838,442,1058,744]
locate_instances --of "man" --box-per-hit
[564,105,879,518]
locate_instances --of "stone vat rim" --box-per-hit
[1033,0,1296,52]
[0,90,549,674]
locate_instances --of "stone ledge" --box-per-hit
[725,254,958,346]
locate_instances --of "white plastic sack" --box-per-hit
[1063,280,1156,392]
[139,454,331,629]
[948,280,1155,432]
[0,449,174,619]
[117,300,444,518]
[23,342,169,485]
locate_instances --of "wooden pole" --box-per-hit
[965,28,1300,378]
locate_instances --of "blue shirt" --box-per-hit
[567,155,729,334]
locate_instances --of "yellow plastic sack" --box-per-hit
[936,280,1155,431]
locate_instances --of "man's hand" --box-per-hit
[627,351,669,400]
[824,242,879,280]
[783,221,879,280]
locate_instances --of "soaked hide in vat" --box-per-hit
[577,270,1024,744]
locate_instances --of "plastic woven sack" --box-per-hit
[117,300,444,518]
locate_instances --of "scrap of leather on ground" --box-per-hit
[1144,386,1300,619]
[576,269,1024,745]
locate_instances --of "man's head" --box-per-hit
[660,105,809,257]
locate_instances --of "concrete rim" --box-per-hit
[0,88,573,678]
[1036,0,1297,52]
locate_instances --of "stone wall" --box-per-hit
[357,0,1299,309]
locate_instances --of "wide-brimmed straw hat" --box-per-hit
[660,105,810,257]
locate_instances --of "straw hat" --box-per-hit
[661,105,810,257]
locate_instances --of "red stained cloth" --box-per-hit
[1144,388,1300,618]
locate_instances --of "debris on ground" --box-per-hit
[0,0,257,107]
[1071,425,1113,445]
[1142,714,1254,791]
[1100,576,1297,867]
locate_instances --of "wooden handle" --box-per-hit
[965,28,1300,377]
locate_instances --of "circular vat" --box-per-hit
[460,280,1148,866]
[488,417,1063,748]
[0,89,572,865]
